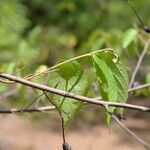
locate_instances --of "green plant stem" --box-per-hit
[0,48,113,83]
[31,48,113,78]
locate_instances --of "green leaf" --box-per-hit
[92,50,128,125]
[122,28,137,49]
[48,61,88,127]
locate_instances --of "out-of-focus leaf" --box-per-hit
[1,62,15,74]
[28,26,42,46]
[17,40,39,63]
[146,73,150,83]
[0,0,30,48]
[122,28,137,49]
[57,2,76,11]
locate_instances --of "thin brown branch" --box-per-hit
[0,106,56,113]
[95,83,150,100]
[112,114,150,149]
[125,0,145,29]
[103,104,150,149]
[129,40,150,88]
[0,88,18,100]
[129,83,150,92]
[23,93,44,111]
[0,73,150,112]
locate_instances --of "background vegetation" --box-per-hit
[0,0,149,101]
[0,0,150,149]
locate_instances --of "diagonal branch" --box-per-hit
[0,88,18,100]
[0,72,150,112]
[129,40,150,88]
[104,104,150,149]
[129,83,150,92]
[0,106,56,113]
[112,114,150,149]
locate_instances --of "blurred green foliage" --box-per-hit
[0,0,150,103]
